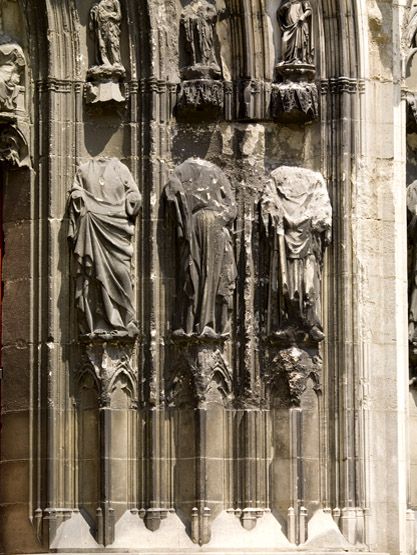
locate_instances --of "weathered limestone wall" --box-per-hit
[0,1,414,555]
[361,2,409,554]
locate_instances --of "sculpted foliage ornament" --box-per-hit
[86,0,125,103]
[267,346,322,407]
[261,166,332,343]
[68,158,141,339]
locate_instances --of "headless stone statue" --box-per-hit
[165,158,237,338]
[180,0,221,79]
[277,0,314,65]
[68,158,141,338]
[89,0,124,70]
[261,166,332,342]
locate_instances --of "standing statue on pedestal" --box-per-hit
[407,180,417,350]
[68,158,141,338]
[261,166,332,342]
[90,0,124,70]
[86,0,125,103]
[277,0,314,65]
[165,158,237,338]
[180,0,221,79]
[272,0,317,122]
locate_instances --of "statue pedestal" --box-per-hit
[271,63,318,123]
[176,79,224,121]
[85,64,126,104]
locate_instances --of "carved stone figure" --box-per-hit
[165,158,237,338]
[261,166,332,342]
[407,1,417,51]
[86,0,125,103]
[0,37,25,112]
[407,180,417,350]
[277,0,314,65]
[180,0,221,79]
[68,158,141,338]
[89,0,123,70]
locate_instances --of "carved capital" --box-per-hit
[267,346,322,407]
[176,79,224,120]
[271,81,318,123]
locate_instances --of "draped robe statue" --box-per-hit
[181,0,221,76]
[165,158,237,338]
[277,0,314,65]
[408,180,417,347]
[261,166,332,341]
[90,0,123,69]
[68,158,141,338]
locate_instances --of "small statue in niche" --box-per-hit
[0,37,25,112]
[277,0,314,66]
[86,0,125,104]
[90,0,124,70]
[271,1,317,122]
[180,0,221,79]
[68,158,141,339]
[164,158,237,339]
[407,180,417,351]
[261,166,332,342]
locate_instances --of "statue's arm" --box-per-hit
[113,0,122,21]
[300,1,313,21]
[89,5,98,31]
[68,175,85,241]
